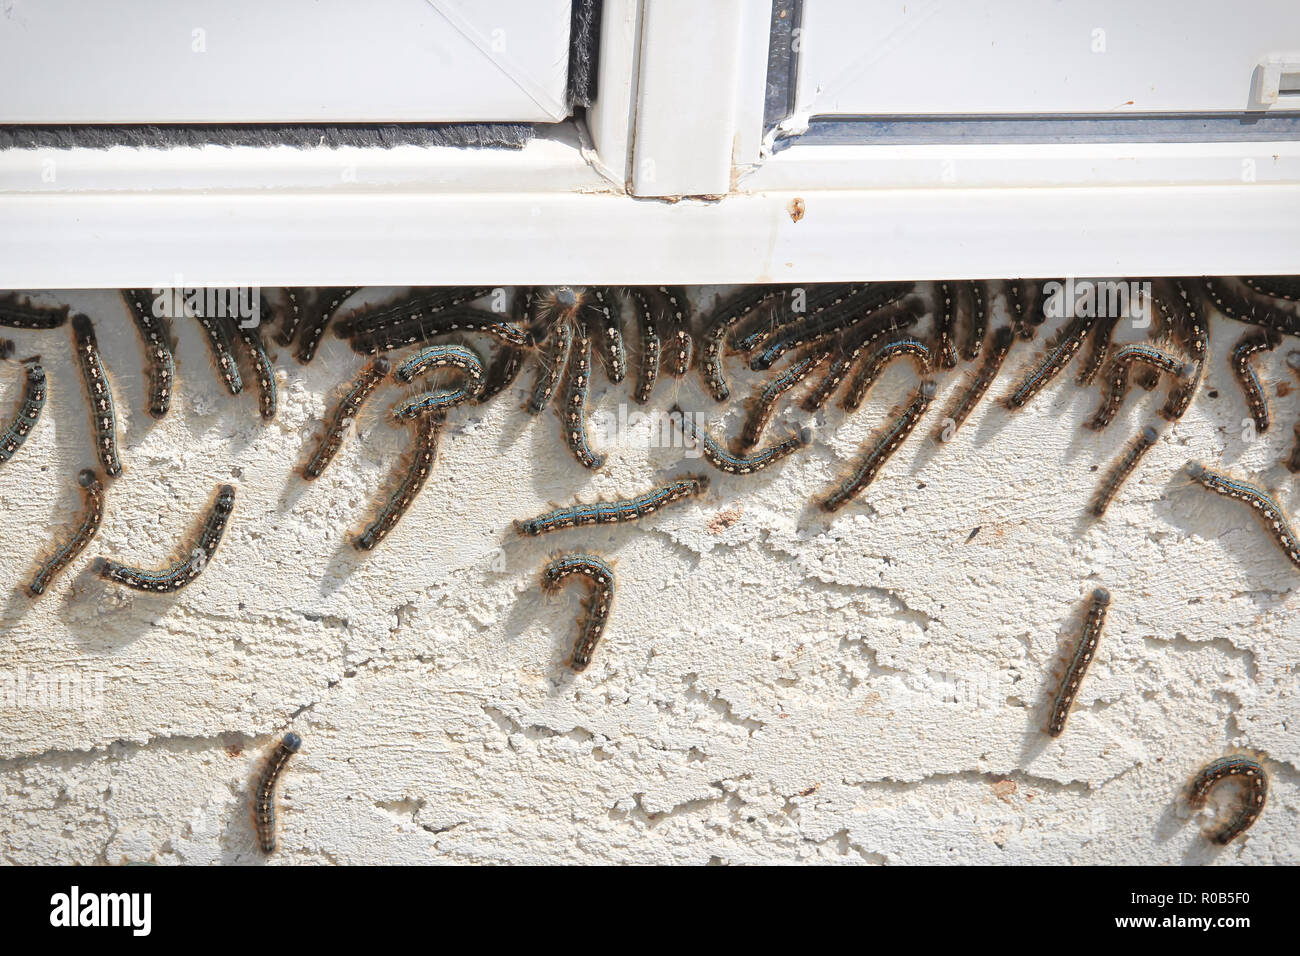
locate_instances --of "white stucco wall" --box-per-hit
[0,285,1295,865]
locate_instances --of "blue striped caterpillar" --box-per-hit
[71,314,123,478]
[1185,462,1300,570]
[1187,755,1268,845]
[741,348,830,451]
[0,359,46,466]
[1075,316,1118,387]
[657,286,693,377]
[1229,328,1280,433]
[97,484,236,592]
[1159,280,1208,421]
[1090,424,1159,518]
[528,314,574,414]
[351,306,531,356]
[230,305,278,422]
[302,357,390,480]
[296,287,358,364]
[335,287,492,341]
[195,311,244,395]
[735,284,864,356]
[960,281,989,361]
[627,287,664,405]
[931,281,959,370]
[392,343,486,420]
[934,327,1013,442]
[0,292,68,329]
[254,732,302,854]
[802,299,924,412]
[820,380,936,512]
[540,552,615,671]
[672,404,809,475]
[1087,343,1188,431]
[516,476,708,536]
[28,469,104,597]
[842,335,932,412]
[479,289,534,402]
[1004,315,1096,409]
[751,282,914,371]
[585,287,627,384]
[122,289,175,420]
[560,315,605,469]
[1046,587,1110,736]
[698,286,783,402]
[353,413,442,551]
[1201,276,1299,339]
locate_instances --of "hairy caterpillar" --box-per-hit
[801,299,925,412]
[230,307,278,422]
[1201,276,1299,338]
[585,287,627,384]
[1187,755,1268,845]
[1046,587,1110,737]
[0,292,68,329]
[842,335,932,412]
[122,289,175,419]
[296,287,358,363]
[698,286,783,402]
[735,284,864,355]
[657,286,694,377]
[71,314,122,478]
[516,476,708,536]
[933,327,1013,442]
[1087,344,1187,431]
[302,357,390,480]
[335,287,492,341]
[1159,280,1208,421]
[673,404,809,475]
[28,469,104,597]
[1240,275,1300,303]
[1091,425,1159,518]
[560,316,605,469]
[1288,352,1300,473]
[0,359,46,466]
[931,281,959,370]
[960,281,989,362]
[540,552,615,671]
[392,344,487,420]
[353,413,442,551]
[820,380,935,512]
[751,282,914,371]
[1004,279,1041,341]
[274,287,309,347]
[1075,316,1119,387]
[195,312,244,395]
[254,732,302,854]
[1005,315,1095,409]
[528,316,574,414]
[740,348,831,451]
[1185,462,1300,570]
[352,307,531,356]
[97,484,236,592]
[1229,328,1280,433]
[482,345,527,403]
[627,286,664,405]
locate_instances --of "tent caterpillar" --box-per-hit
[1229,328,1281,433]
[740,348,831,451]
[1090,425,1159,517]
[842,335,933,413]
[1200,276,1298,337]
[254,732,302,854]
[1187,755,1268,845]
[296,287,358,363]
[0,292,69,330]
[231,308,278,422]
[820,380,936,512]
[673,404,808,475]
[935,326,1012,442]
[97,484,236,592]
[560,317,604,469]
[335,287,492,341]
[302,357,390,480]
[0,359,46,466]
[585,287,627,384]
[1075,316,1119,387]
[751,282,914,371]
[540,552,615,671]
[71,314,123,478]
[195,312,244,395]
[351,307,530,356]
[273,287,309,347]
[392,344,487,420]
[1159,280,1209,421]
[528,316,574,414]
[1004,315,1095,409]
[960,281,989,361]
[515,476,708,536]
[353,413,442,551]
[627,287,663,405]
[122,289,175,420]
[931,281,959,370]
[699,286,783,402]
[1240,275,1300,303]
[657,285,694,377]
[28,469,104,597]
[801,300,925,412]
[1046,587,1110,737]
[1185,462,1300,570]
[1087,343,1187,431]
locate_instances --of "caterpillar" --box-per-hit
[335,287,492,341]
[1046,587,1110,736]
[273,287,309,347]
[1201,276,1299,337]
[820,380,936,512]
[296,287,358,364]
[931,281,959,370]
[0,359,47,466]
[71,314,123,478]
[585,287,627,384]
[1187,755,1268,845]
[1090,425,1159,517]
[673,404,809,475]
[842,335,932,413]
[482,344,527,403]
[1185,462,1300,570]
[1288,352,1300,472]
[540,553,615,671]
[1240,275,1300,303]
[751,282,914,371]
[1004,315,1096,409]
[230,308,278,422]
[960,281,989,362]
[353,413,442,551]
[1159,280,1208,421]
[392,344,487,420]
[734,284,864,355]
[560,316,605,469]
[698,285,783,402]
[516,476,708,536]
[1005,279,1041,341]
[254,732,302,854]
[1075,316,1119,387]
[28,469,105,597]
[933,326,1013,442]
[195,311,244,395]
[528,316,574,414]
[121,289,175,419]
[740,348,830,451]
[352,307,531,356]
[657,286,694,376]
[1229,328,1281,433]
[627,287,664,405]
[97,484,236,592]
[302,357,390,480]
[801,299,925,412]
[0,292,68,330]
[1087,343,1187,431]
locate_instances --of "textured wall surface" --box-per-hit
[0,285,1296,866]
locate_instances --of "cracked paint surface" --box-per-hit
[0,287,1297,865]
